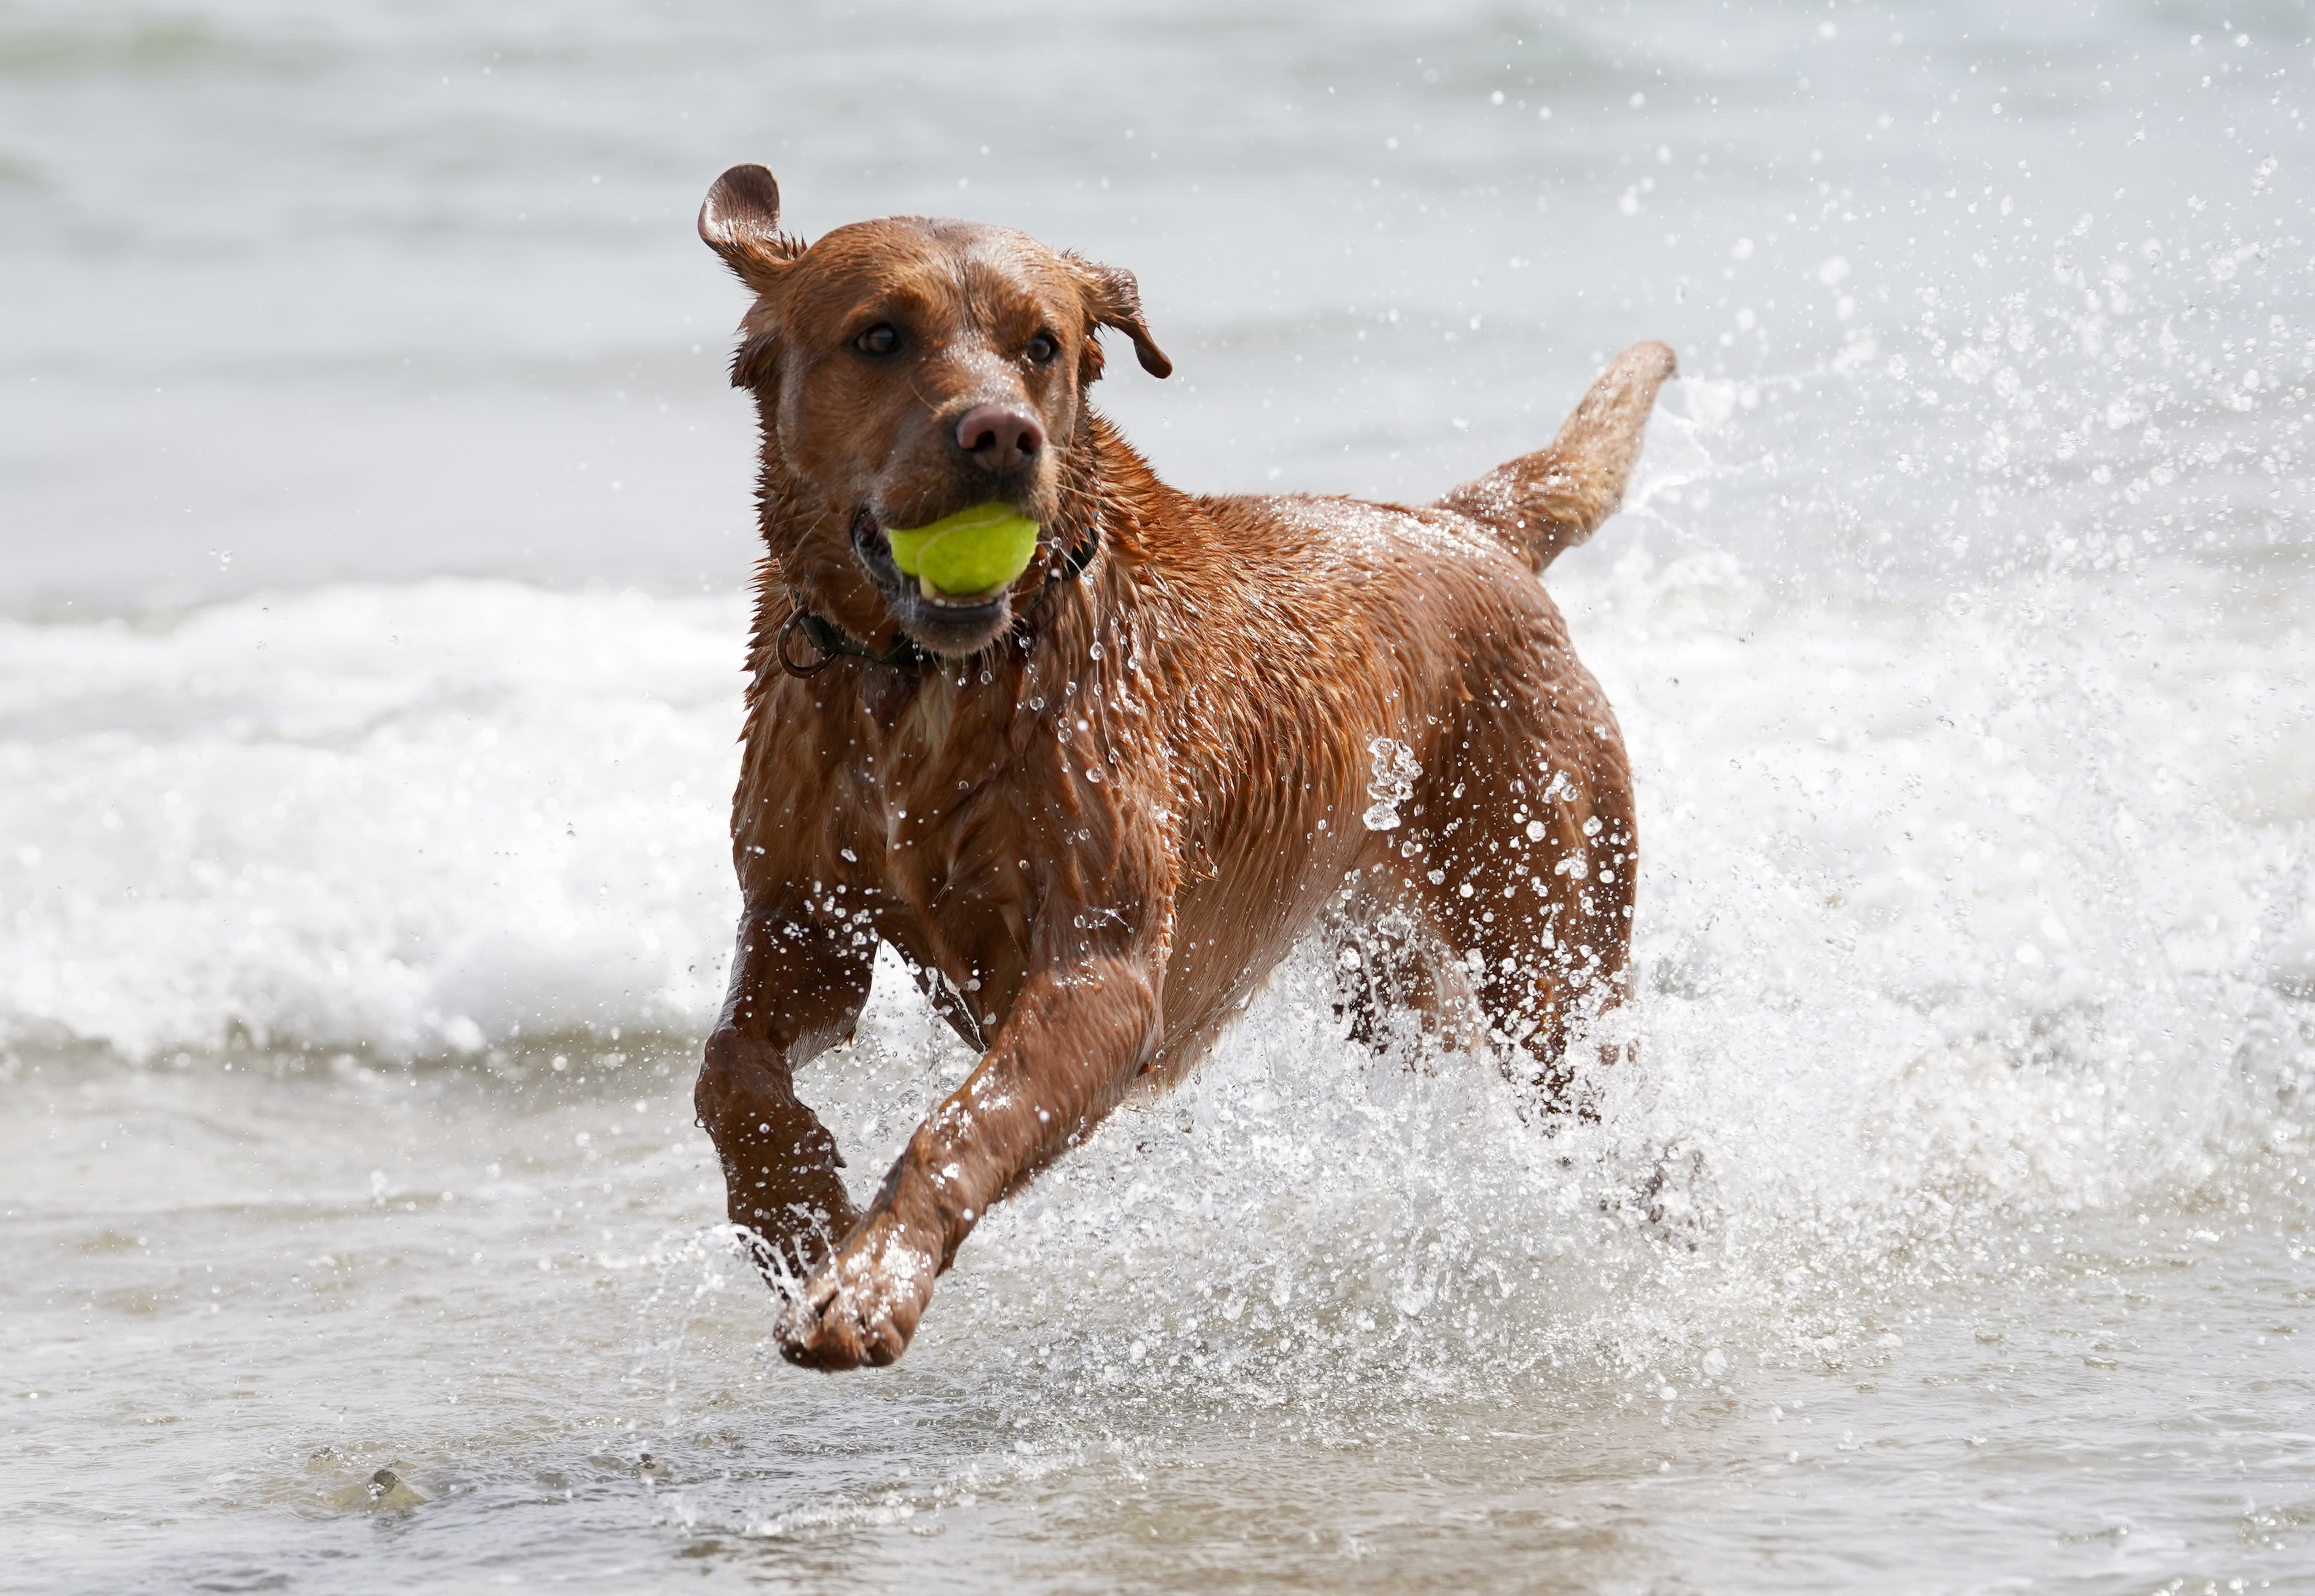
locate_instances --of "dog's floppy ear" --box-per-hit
[700,164,802,291]
[1069,257,1172,380]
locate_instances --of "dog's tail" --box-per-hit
[1435,340,1677,574]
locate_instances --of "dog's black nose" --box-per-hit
[954,405,1045,473]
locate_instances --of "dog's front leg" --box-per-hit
[776,935,1165,1370]
[695,899,875,1278]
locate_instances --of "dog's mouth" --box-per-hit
[850,507,1024,656]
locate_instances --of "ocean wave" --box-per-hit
[3,557,2305,1293]
[0,579,745,1060]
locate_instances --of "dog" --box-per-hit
[690,163,1673,1370]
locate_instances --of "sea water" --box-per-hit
[3,2,2311,1591]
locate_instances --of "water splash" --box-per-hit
[1362,735,1419,831]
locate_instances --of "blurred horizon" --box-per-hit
[4,0,2307,613]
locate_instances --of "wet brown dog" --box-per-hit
[691,163,1674,1370]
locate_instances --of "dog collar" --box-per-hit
[777,520,1102,678]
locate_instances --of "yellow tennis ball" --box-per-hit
[884,503,1041,597]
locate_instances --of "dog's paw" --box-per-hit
[775,1215,940,1370]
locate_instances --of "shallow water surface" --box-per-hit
[3,1,2312,1592]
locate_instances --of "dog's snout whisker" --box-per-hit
[954,404,1045,473]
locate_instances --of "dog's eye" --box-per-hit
[852,323,901,357]
[1025,332,1059,365]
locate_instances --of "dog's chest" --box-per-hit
[809,703,1036,983]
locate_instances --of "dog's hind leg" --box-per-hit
[1326,875,1482,1059]
[1402,852,1633,1116]
[694,898,874,1278]
[1401,681,1638,1116]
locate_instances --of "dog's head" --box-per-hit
[700,164,1170,658]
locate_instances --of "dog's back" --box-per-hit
[1078,372,1665,1082]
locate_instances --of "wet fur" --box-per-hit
[688,164,1675,1370]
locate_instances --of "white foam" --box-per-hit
[626,546,2306,1397]
[0,581,745,1059]
[3,554,2307,1385]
